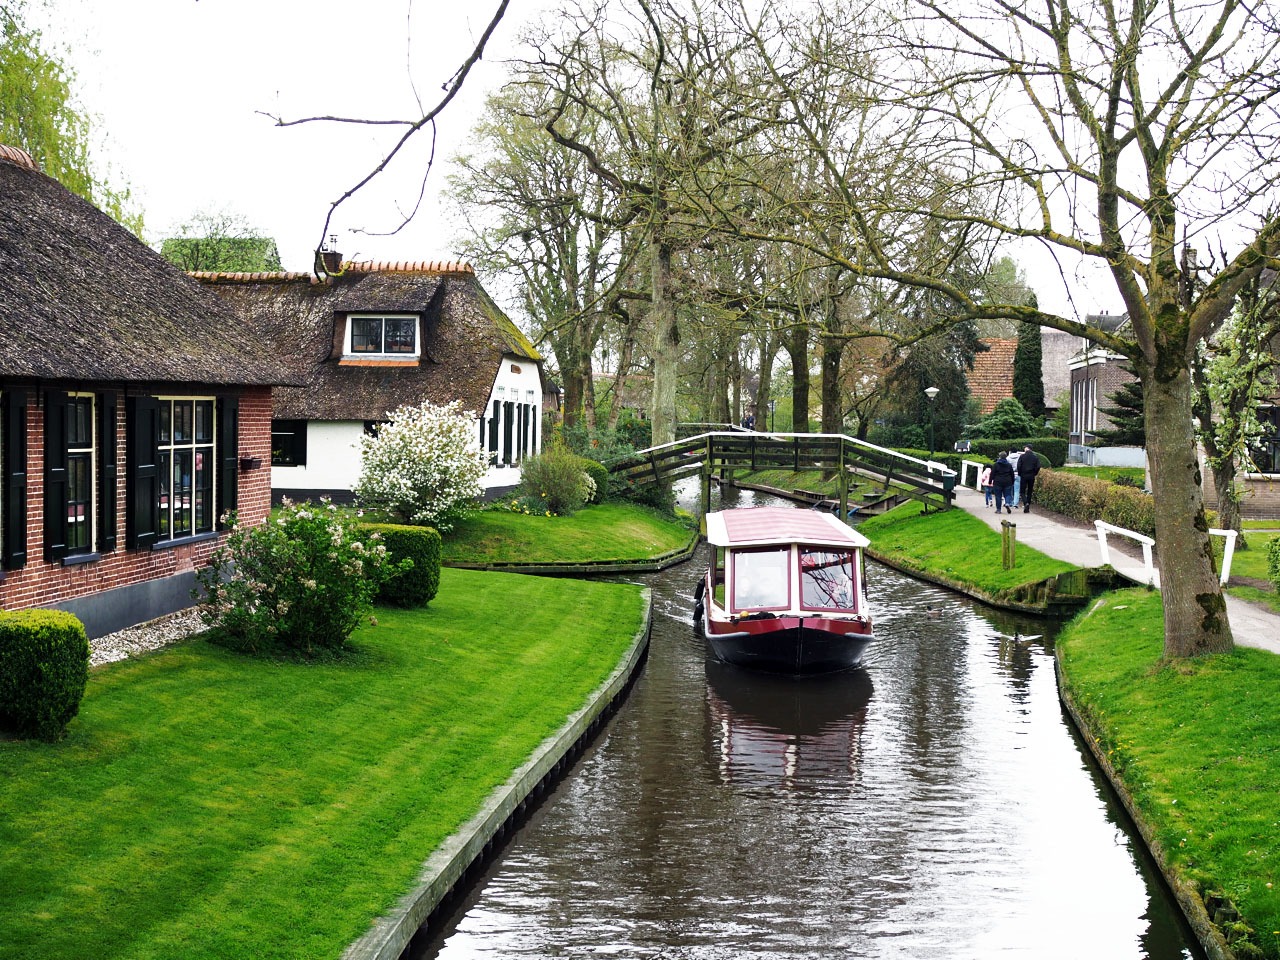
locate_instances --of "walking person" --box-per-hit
[990,451,1016,514]
[979,463,993,506]
[1008,449,1022,508]
[1017,444,1042,512]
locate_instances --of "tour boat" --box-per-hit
[693,506,874,674]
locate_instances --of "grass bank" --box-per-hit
[1057,589,1280,958]
[730,468,884,499]
[442,501,693,565]
[1217,529,1280,614]
[859,500,1077,594]
[0,568,647,960]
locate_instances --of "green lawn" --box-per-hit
[732,468,883,499]
[442,501,693,564]
[1057,465,1148,485]
[1057,590,1280,958]
[859,500,1078,592]
[1214,529,1280,613]
[0,569,647,960]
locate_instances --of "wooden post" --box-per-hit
[1002,520,1017,570]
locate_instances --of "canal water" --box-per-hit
[410,489,1201,959]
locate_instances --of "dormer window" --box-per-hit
[346,315,419,358]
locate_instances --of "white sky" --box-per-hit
[33,0,1109,321]
[37,0,532,271]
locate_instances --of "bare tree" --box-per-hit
[262,2,511,266]
[714,0,1280,658]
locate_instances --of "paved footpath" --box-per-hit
[948,481,1280,656]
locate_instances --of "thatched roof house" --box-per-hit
[198,261,538,420]
[0,144,288,638]
[0,147,285,387]
[197,261,544,498]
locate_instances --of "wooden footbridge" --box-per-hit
[605,427,958,519]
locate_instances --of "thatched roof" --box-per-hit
[197,261,541,421]
[0,147,290,386]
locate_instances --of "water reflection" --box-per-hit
[706,661,872,788]
[413,486,1200,960]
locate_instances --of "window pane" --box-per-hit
[384,318,416,353]
[159,402,171,443]
[800,549,857,611]
[158,451,171,538]
[173,401,193,443]
[351,318,382,353]
[68,397,93,446]
[195,401,214,443]
[67,453,91,552]
[733,548,790,611]
[194,450,212,531]
[173,450,192,535]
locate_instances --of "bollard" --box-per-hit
[1001,519,1016,570]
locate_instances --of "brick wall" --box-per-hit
[0,385,273,615]
[1200,458,1280,520]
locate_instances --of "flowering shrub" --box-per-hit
[354,400,487,531]
[196,500,407,656]
[516,443,594,516]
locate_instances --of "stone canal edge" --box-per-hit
[1057,656,1235,960]
[342,588,654,960]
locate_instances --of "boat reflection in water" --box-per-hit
[705,659,873,788]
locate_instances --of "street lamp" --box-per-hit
[924,386,940,457]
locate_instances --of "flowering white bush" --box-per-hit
[354,399,487,531]
[196,499,406,655]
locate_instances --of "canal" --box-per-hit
[410,489,1201,959]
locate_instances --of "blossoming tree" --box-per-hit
[354,400,488,531]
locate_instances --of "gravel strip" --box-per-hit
[90,609,205,667]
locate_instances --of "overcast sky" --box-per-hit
[36,0,1110,322]
[39,0,530,271]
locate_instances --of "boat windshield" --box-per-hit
[799,549,858,612]
[732,548,790,611]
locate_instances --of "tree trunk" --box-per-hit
[754,330,775,430]
[786,323,809,433]
[649,230,680,446]
[820,336,844,434]
[1144,363,1234,657]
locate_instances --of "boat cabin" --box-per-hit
[697,506,873,674]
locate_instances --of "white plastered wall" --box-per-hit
[271,420,365,492]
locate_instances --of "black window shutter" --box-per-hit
[98,390,118,552]
[2,389,28,569]
[126,395,160,550]
[43,390,69,562]
[216,395,239,523]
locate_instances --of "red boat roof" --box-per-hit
[706,506,869,549]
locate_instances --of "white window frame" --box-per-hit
[66,392,96,556]
[344,314,421,359]
[155,395,218,542]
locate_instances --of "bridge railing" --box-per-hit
[605,430,957,511]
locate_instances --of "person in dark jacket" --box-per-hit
[1017,444,1042,512]
[990,452,1016,513]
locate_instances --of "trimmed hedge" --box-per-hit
[360,523,442,608]
[965,437,1067,468]
[580,457,609,503]
[891,438,1066,470]
[0,609,90,741]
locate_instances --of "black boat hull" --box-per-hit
[704,617,872,675]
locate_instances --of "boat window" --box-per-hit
[714,546,726,605]
[799,549,858,612]
[732,548,790,611]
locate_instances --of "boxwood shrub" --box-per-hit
[0,610,90,741]
[361,522,441,607]
[580,457,610,503]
